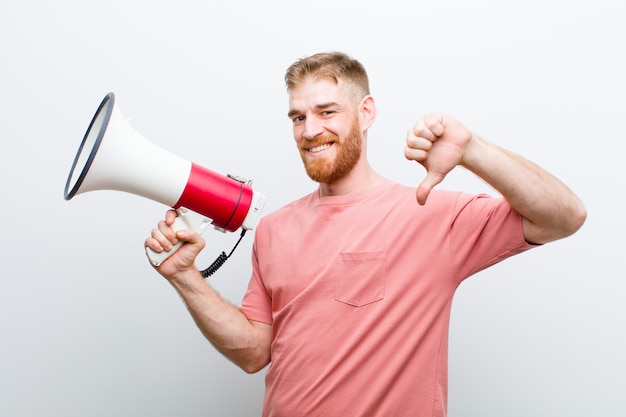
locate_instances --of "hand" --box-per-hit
[144,210,206,280]
[404,113,475,205]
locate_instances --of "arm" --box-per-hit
[404,114,587,244]
[145,210,272,373]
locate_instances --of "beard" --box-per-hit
[299,120,362,184]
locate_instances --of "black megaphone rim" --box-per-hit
[64,92,115,200]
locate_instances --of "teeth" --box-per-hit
[309,144,331,153]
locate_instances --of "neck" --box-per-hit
[317,162,387,198]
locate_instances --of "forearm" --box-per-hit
[168,269,271,373]
[462,135,586,244]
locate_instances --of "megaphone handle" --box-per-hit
[146,207,212,267]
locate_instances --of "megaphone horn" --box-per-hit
[65,93,266,268]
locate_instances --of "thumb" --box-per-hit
[175,228,205,249]
[416,171,445,205]
[169,229,206,264]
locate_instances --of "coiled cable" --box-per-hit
[199,229,247,278]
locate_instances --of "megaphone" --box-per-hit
[64,92,266,268]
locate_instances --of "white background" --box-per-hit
[1,1,624,416]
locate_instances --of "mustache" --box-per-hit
[302,135,339,149]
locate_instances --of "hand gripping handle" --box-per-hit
[146,207,212,267]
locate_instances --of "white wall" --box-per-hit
[1,1,623,416]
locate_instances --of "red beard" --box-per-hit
[299,120,362,184]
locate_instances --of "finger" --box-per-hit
[416,171,445,205]
[423,114,445,137]
[174,228,206,252]
[410,121,438,143]
[145,236,164,253]
[405,128,434,162]
[404,145,428,162]
[406,131,434,151]
[153,221,177,250]
[165,209,178,225]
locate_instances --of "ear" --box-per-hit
[358,95,377,132]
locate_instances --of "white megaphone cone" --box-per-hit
[64,93,266,268]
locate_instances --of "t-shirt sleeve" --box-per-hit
[450,193,538,280]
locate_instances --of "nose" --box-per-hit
[302,116,324,141]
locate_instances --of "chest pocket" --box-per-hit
[335,251,386,307]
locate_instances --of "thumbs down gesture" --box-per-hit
[404,113,476,205]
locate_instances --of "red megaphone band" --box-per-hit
[173,163,253,232]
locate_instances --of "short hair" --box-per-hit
[284,52,370,101]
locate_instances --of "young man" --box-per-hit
[146,52,586,417]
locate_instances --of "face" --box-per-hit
[288,78,364,184]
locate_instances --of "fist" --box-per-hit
[404,114,474,205]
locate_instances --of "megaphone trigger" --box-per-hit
[145,207,211,267]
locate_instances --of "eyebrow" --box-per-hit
[287,102,340,119]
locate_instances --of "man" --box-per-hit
[145,52,586,417]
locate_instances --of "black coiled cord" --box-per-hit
[199,229,247,278]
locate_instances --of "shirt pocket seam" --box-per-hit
[334,251,387,307]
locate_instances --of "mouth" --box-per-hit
[306,142,333,153]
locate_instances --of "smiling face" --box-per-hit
[288,77,364,184]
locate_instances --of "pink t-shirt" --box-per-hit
[241,181,534,417]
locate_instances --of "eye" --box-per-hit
[292,115,305,123]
